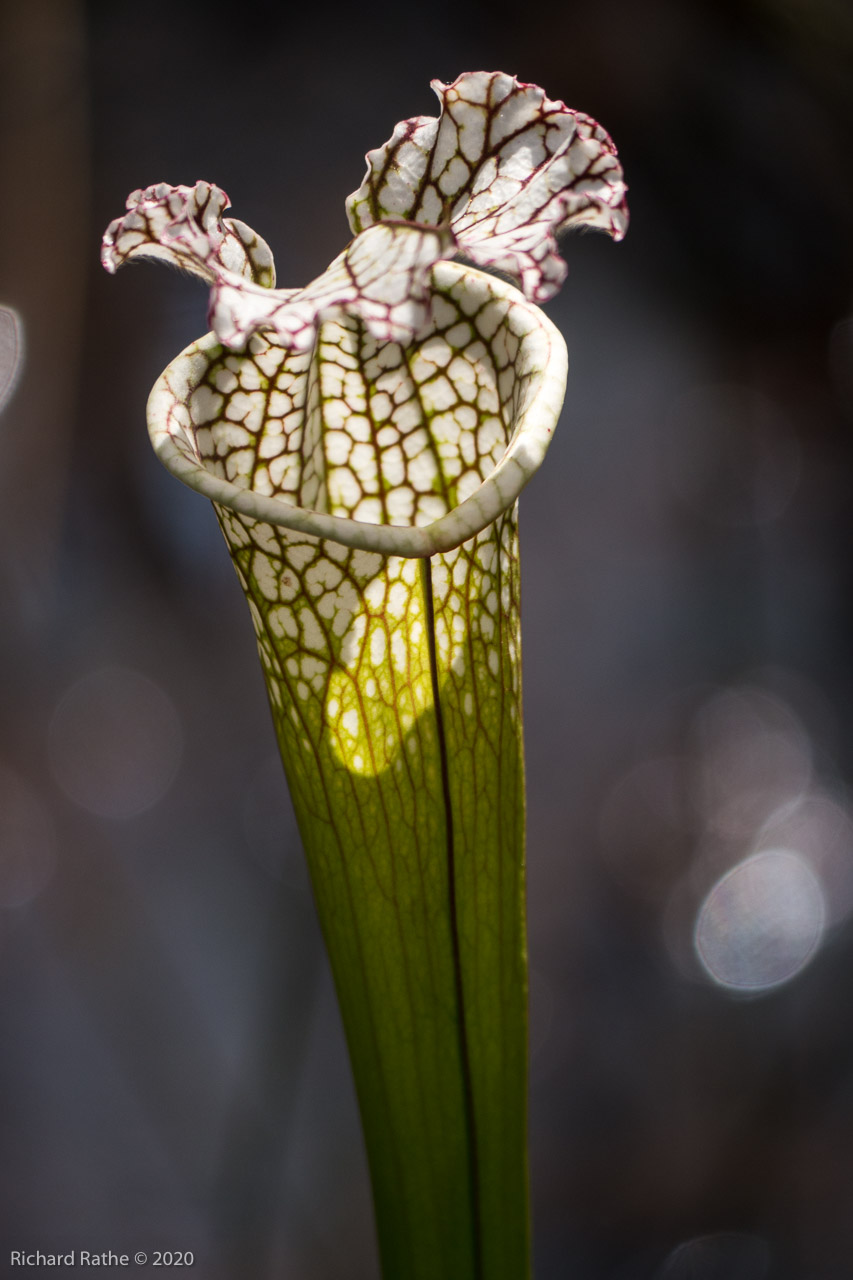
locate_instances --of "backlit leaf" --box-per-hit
[346,70,628,303]
[144,261,563,1278]
[102,69,626,1280]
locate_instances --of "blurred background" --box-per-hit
[2,0,853,1275]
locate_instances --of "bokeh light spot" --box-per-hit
[659,1231,770,1279]
[0,304,24,415]
[756,791,853,926]
[48,666,183,819]
[0,764,57,907]
[694,849,825,993]
[691,687,811,840]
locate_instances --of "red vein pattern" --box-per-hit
[347,70,628,303]
[101,181,277,288]
[103,75,626,358]
[211,222,456,353]
[147,261,567,556]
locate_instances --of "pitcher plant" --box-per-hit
[101,70,627,1280]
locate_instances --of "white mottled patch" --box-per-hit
[216,422,253,451]
[195,427,213,458]
[387,581,410,619]
[350,440,378,479]
[391,400,424,433]
[268,453,300,492]
[299,608,324,651]
[418,185,443,224]
[386,486,415,521]
[323,399,349,429]
[304,558,343,596]
[421,376,458,413]
[476,302,506,340]
[476,541,497,573]
[380,444,406,487]
[269,604,298,639]
[252,552,279,601]
[369,628,386,666]
[224,448,255,482]
[477,385,500,413]
[477,416,505,458]
[409,351,438,383]
[407,449,439,494]
[372,394,394,422]
[446,321,473,348]
[351,549,383,579]
[390,630,408,673]
[347,414,372,442]
[340,612,368,665]
[239,361,264,391]
[255,347,284,378]
[401,427,429,459]
[325,430,351,465]
[268,391,291,417]
[354,496,384,523]
[190,384,223,423]
[448,357,478,392]
[287,544,316,571]
[328,467,361,513]
[439,155,470,195]
[363,575,387,611]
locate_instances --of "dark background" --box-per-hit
[2,0,853,1276]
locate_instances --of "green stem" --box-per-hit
[421,554,483,1279]
[216,509,529,1279]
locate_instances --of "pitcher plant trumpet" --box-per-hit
[102,70,627,1280]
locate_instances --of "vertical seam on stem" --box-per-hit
[420,555,483,1280]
